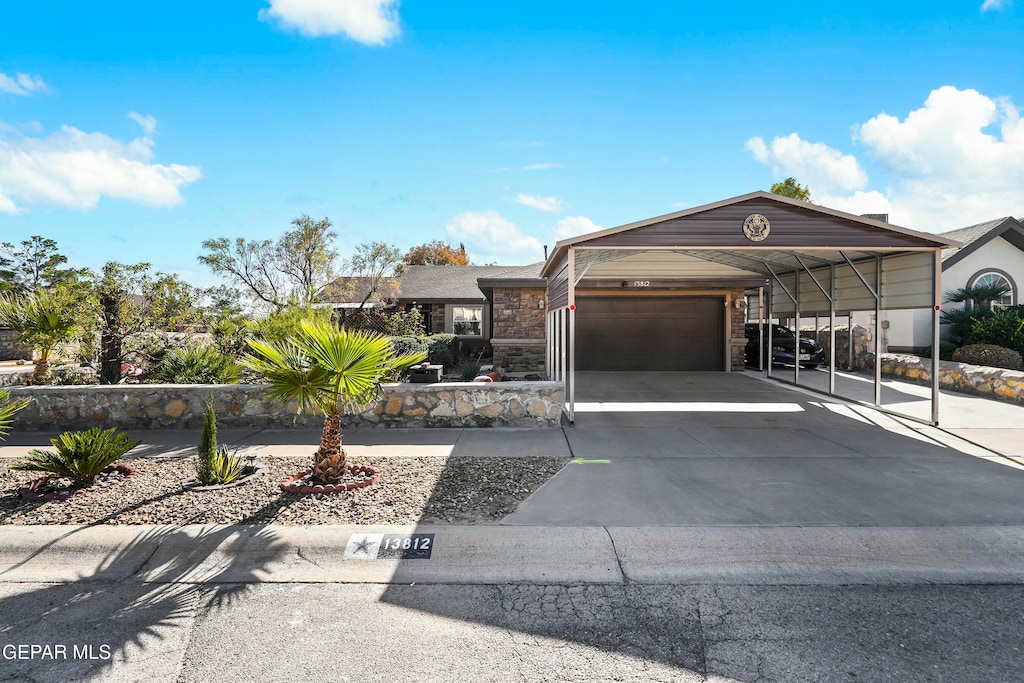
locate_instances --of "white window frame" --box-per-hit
[969,270,1016,309]
[452,305,484,336]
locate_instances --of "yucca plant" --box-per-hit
[241,319,425,484]
[148,344,241,384]
[0,389,30,442]
[0,289,81,384]
[10,427,141,484]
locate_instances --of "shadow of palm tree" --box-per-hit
[0,500,295,682]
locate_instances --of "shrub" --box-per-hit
[951,344,1023,371]
[211,318,252,358]
[198,394,217,484]
[147,344,241,384]
[971,308,1024,358]
[388,336,429,359]
[383,309,425,337]
[10,427,141,483]
[424,334,457,366]
[456,359,483,381]
[0,389,30,442]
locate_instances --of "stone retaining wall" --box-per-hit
[0,329,32,361]
[864,353,1024,405]
[6,381,565,431]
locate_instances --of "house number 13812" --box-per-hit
[634,281,650,288]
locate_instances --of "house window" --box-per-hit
[453,306,483,336]
[969,271,1015,308]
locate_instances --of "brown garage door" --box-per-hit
[575,296,724,371]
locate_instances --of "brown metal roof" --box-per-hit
[542,191,959,278]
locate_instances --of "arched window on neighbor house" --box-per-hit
[968,270,1016,309]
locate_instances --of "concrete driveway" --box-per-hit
[504,371,1024,526]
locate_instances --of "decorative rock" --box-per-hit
[164,399,187,418]
[385,396,403,415]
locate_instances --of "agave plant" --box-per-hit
[242,319,425,484]
[0,389,30,442]
[208,446,246,485]
[0,289,81,384]
[10,427,141,484]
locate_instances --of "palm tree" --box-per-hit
[0,289,81,384]
[0,389,30,442]
[241,319,425,483]
[941,282,1013,349]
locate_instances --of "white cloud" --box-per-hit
[259,0,400,45]
[514,192,565,213]
[128,112,157,135]
[981,0,1010,11]
[747,86,1024,230]
[744,133,868,194]
[446,211,544,264]
[523,163,561,171]
[0,119,202,214]
[0,72,47,97]
[553,216,603,241]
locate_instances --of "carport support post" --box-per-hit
[932,250,941,424]
[874,256,882,407]
[758,286,765,371]
[568,246,576,424]
[766,278,774,379]
[829,264,836,395]
[794,267,800,386]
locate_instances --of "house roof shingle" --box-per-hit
[938,217,1024,267]
[320,263,545,304]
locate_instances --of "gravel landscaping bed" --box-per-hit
[0,456,568,526]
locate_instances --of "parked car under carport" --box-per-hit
[745,323,826,369]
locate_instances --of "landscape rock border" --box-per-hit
[279,464,381,494]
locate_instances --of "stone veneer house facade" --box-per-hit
[323,264,549,372]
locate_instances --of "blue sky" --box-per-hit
[1,1,1022,281]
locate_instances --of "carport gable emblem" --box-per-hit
[742,214,771,242]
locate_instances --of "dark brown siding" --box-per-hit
[575,296,724,371]
[582,199,934,250]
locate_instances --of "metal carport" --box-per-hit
[541,191,960,425]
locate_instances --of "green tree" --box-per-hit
[0,289,82,384]
[198,215,338,311]
[84,262,213,384]
[0,236,84,293]
[402,241,470,266]
[241,320,425,484]
[770,177,812,202]
[321,241,403,309]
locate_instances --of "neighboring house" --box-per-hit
[875,216,1024,353]
[321,264,547,370]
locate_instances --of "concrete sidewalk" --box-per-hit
[3,524,1024,586]
[0,426,573,460]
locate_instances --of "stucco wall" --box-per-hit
[858,236,1024,351]
[7,382,565,431]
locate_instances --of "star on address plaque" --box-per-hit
[742,214,771,242]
